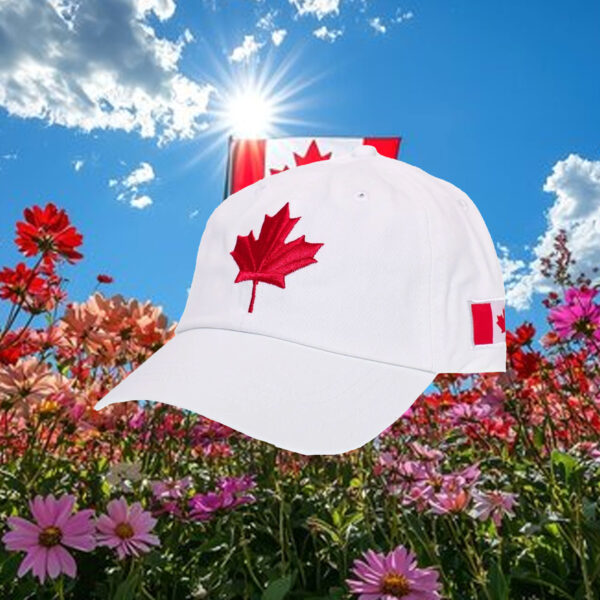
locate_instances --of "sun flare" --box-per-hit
[225,88,274,138]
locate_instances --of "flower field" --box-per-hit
[1,204,600,600]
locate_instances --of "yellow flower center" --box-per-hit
[115,522,135,539]
[381,572,411,597]
[39,400,59,416]
[38,526,62,547]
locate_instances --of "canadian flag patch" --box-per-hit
[470,299,506,346]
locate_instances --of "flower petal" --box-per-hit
[55,545,77,578]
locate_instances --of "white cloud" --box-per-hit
[497,243,526,291]
[1,153,18,160]
[291,0,340,20]
[189,208,200,219]
[313,25,343,42]
[182,28,194,44]
[72,159,85,171]
[123,162,155,187]
[271,29,288,46]
[369,17,387,34]
[394,9,414,23]
[130,194,153,209]
[229,35,264,63]
[0,0,213,145]
[110,161,156,209]
[135,0,176,21]
[505,153,600,310]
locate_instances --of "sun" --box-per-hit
[225,88,274,138]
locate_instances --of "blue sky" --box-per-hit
[1,0,599,335]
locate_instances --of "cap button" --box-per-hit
[352,145,378,158]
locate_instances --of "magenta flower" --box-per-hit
[471,490,517,527]
[189,475,256,521]
[347,546,441,600]
[219,475,256,507]
[549,287,600,341]
[189,492,225,521]
[96,497,160,559]
[2,494,95,583]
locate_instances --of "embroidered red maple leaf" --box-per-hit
[497,309,506,333]
[294,140,332,166]
[230,203,323,313]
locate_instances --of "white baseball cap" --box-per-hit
[95,145,506,454]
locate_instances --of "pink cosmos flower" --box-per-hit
[189,475,256,521]
[347,546,441,600]
[96,497,160,559]
[429,488,471,516]
[2,494,95,583]
[471,490,517,527]
[151,476,192,501]
[574,441,600,461]
[409,442,443,462]
[448,402,493,425]
[549,287,600,341]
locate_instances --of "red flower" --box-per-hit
[515,322,535,345]
[15,203,83,263]
[510,349,540,379]
[0,330,37,365]
[97,274,114,284]
[0,263,45,303]
[0,263,64,314]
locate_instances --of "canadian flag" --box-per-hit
[225,136,401,197]
[471,300,506,346]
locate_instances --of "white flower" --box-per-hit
[106,461,143,492]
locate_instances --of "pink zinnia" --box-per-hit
[96,497,160,559]
[347,546,441,600]
[2,494,95,583]
[471,490,517,527]
[549,287,600,341]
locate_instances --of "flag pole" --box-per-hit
[223,135,233,202]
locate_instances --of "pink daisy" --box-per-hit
[2,494,95,583]
[347,545,441,600]
[96,497,160,559]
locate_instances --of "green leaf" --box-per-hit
[262,574,293,600]
[0,469,27,496]
[551,450,578,484]
[487,561,509,600]
[113,569,141,600]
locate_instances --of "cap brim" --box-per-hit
[94,329,435,455]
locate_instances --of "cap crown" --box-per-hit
[178,149,505,374]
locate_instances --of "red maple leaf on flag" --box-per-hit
[497,309,506,333]
[230,203,324,313]
[270,165,290,176]
[270,140,333,175]
[294,140,332,166]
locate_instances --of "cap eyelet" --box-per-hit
[356,191,368,201]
